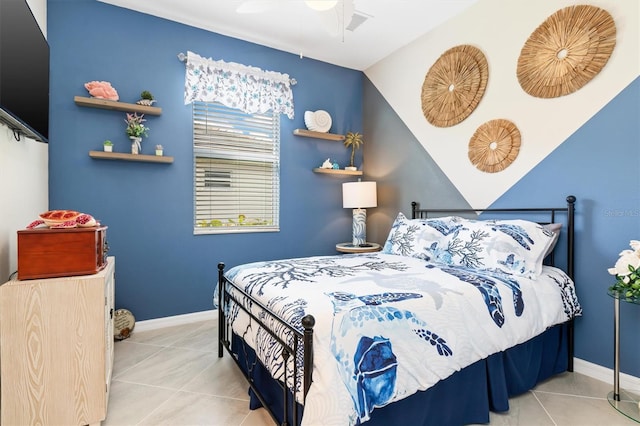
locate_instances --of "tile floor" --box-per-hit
[106,319,639,425]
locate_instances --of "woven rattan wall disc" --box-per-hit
[468,119,521,173]
[421,45,488,127]
[517,5,616,98]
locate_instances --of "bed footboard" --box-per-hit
[217,262,315,426]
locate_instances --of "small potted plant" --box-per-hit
[155,144,163,156]
[343,131,363,171]
[103,140,113,152]
[137,90,156,106]
[125,113,149,138]
[125,113,149,154]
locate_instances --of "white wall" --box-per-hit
[0,0,48,281]
[26,0,47,36]
[365,0,639,209]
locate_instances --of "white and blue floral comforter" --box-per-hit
[223,253,581,425]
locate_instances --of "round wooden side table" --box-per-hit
[336,242,382,254]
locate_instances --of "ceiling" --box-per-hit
[98,0,478,70]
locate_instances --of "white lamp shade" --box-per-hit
[343,181,377,209]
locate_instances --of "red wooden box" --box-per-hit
[17,226,108,280]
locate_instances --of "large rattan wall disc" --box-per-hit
[517,5,616,98]
[468,119,521,173]
[421,45,488,127]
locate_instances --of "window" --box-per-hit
[193,102,280,234]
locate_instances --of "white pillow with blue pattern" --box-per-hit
[383,213,557,278]
[382,213,461,262]
[439,217,557,278]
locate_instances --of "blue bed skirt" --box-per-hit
[230,322,568,426]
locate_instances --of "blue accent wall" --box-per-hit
[492,77,640,377]
[48,0,363,320]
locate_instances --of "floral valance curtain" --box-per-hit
[184,51,295,119]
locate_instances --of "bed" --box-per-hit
[216,196,581,425]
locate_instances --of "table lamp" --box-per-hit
[342,180,377,246]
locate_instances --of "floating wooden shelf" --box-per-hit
[294,129,345,141]
[89,151,173,163]
[74,96,162,115]
[313,168,362,176]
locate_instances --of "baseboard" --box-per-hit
[134,309,218,332]
[574,357,640,393]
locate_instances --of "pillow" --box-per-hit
[542,223,562,258]
[382,213,461,261]
[439,217,557,278]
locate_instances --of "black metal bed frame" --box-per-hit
[217,195,577,426]
[217,270,314,426]
[411,195,577,371]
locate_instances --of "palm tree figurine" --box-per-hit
[344,131,363,171]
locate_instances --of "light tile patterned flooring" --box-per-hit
[106,319,639,425]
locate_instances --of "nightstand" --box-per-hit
[336,242,382,253]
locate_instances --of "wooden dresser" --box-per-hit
[0,257,115,426]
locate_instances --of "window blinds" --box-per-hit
[193,102,280,234]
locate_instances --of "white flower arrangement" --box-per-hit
[608,240,640,301]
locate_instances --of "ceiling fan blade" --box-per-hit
[236,0,281,14]
[305,1,338,11]
[316,0,355,37]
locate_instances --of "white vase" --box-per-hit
[103,145,112,152]
[155,149,163,156]
[130,136,142,154]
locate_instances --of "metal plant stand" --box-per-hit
[607,291,640,423]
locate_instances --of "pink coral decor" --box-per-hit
[84,81,119,101]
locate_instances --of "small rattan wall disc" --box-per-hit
[468,119,521,173]
[421,45,488,127]
[517,5,616,98]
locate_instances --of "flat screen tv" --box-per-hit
[0,0,49,143]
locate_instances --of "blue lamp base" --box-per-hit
[352,208,367,246]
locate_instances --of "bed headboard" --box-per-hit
[410,195,576,280]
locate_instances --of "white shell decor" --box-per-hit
[136,99,157,106]
[304,109,332,133]
[321,158,333,169]
[304,111,314,129]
